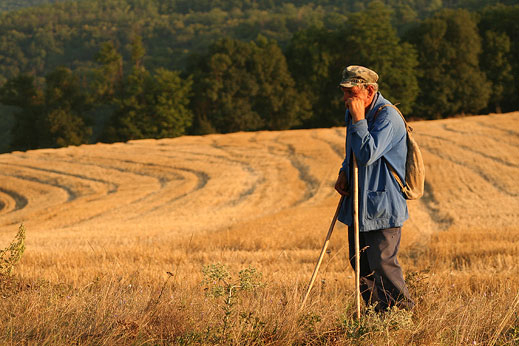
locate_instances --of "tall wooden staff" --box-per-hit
[300,195,344,310]
[300,156,361,319]
[352,154,361,320]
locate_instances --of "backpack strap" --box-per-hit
[386,159,405,191]
[373,104,413,132]
[373,104,407,190]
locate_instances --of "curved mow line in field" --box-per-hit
[173,138,312,208]
[309,130,348,199]
[248,132,260,143]
[420,181,454,231]
[39,152,176,188]
[0,186,28,213]
[128,166,209,219]
[474,120,519,139]
[116,158,183,187]
[0,170,77,202]
[438,123,475,136]
[419,132,519,168]
[156,141,264,208]
[34,155,173,227]
[38,153,184,203]
[440,122,519,148]
[271,135,320,205]
[419,143,518,197]
[335,127,346,139]
[6,162,119,193]
[208,140,264,207]
[119,159,208,207]
[66,159,208,225]
[122,157,208,190]
[310,131,344,159]
[48,155,180,190]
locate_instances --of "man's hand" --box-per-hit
[346,97,365,123]
[335,171,350,196]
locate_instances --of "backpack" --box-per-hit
[374,104,425,200]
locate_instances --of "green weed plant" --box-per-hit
[340,305,414,341]
[199,263,265,344]
[0,224,26,276]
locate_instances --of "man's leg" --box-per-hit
[363,227,414,311]
[348,226,378,307]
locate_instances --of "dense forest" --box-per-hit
[0,0,517,152]
[0,0,71,13]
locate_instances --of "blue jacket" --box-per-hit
[338,92,409,232]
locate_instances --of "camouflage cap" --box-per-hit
[339,65,379,88]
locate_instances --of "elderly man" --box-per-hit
[335,65,414,312]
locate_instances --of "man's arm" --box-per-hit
[345,95,395,166]
[349,116,394,166]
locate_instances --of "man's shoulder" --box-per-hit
[371,107,406,139]
[373,103,399,123]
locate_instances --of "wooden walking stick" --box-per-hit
[353,154,361,320]
[300,195,344,310]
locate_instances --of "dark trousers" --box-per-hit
[348,226,414,312]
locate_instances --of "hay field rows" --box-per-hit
[0,112,518,344]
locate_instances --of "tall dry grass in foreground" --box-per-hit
[1,224,518,345]
[0,113,518,344]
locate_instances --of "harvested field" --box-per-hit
[0,112,518,345]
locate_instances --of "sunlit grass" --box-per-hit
[0,224,517,345]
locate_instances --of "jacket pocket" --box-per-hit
[366,190,390,220]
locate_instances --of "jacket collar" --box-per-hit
[365,92,384,122]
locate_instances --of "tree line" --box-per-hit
[0,0,65,13]
[0,0,513,83]
[0,1,517,151]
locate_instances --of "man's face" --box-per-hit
[341,85,373,108]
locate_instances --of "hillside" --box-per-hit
[1,112,517,243]
[0,113,518,344]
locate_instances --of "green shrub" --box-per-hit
[0,224,26,276]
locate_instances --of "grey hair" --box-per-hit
[361,83,379,92]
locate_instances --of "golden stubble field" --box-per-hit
[0,112,518,345]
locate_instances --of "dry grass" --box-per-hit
[0,112,518,344]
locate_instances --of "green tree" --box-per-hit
[42,67,92,147]
[102,38,193,142]
[342,1,419,115]
[478,4,519,113]
[130,35,146,70]
[406,9,490,119]
[0,68,92,150]
[0,74,39,106]
[93,41,123,102]
[0,74,44,150]
[189,36,310,134]
[104,68,193,141]
[480,30,513,113]
[285,26,345,127]
[286,1,419,127]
